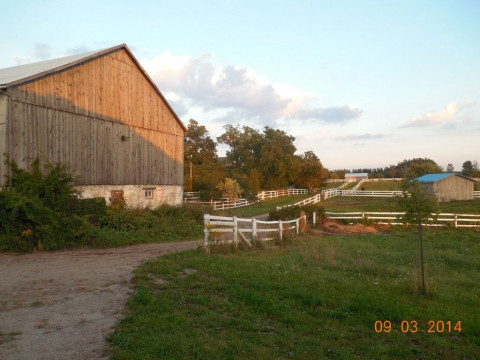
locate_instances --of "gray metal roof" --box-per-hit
[0,49,102,86]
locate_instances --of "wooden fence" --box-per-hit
[474,191,480,198]
[325,211,480,228]
[203,214,307,253]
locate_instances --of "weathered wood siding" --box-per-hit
[433,175,474,202]
[0,94,8,186]
[5,48,184,186]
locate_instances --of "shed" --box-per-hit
[345,173,368,181]
[0,44,187,207]
[414,173,474,202]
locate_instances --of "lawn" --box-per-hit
[361,180,403,191]
[108,228,480,359]
[217,195,310,217]
[322,197,480,214]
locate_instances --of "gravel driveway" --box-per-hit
[0,240,200,360]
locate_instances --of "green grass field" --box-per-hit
[216,195,310,217]
[361,180,403,191]
[108,228,480,359]
[322,197,480,214]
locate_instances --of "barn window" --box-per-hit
[144,188,155,199]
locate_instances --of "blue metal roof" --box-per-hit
[415,173,455,183]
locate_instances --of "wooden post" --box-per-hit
[203,214,210,255]
[296,219,299,235]
[233,216,238,247]
[454,213,457,228]
[279,221,283,240]
[313,212,316,226]
[252,218,257,240]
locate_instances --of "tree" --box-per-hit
[404,158,443,180]
[248,168,260,194]
[461,161,473,177]
[184,119,226,196]
[472,161,480,178]
[446,163,455,173]
[216,178,243,202]
[259,127,299,189]
[296,151,325,193]
[398,180,439,295]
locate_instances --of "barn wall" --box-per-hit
[6,48,184,187]
[77,184,183,208]
[433,176,474,202]
[0,94,8,186]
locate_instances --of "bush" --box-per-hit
[269,203,325,225]
[0,158,205,253]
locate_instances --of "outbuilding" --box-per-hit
[414,173,474,202]
[0,44,186,207]
[345,173,368,181]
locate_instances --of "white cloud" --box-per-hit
[401,101,476,128]
[142,51,362,127]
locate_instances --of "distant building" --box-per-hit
[345,173,368,181]
[414,173,474,202]
[0,44,186,208]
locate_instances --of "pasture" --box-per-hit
[108,228,480,359]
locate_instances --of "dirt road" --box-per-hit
[0,240,200,360]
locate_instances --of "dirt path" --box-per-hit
[0,240,200,360]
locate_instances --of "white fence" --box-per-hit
[277,182,350,210]
[203,214,306,253]
[474,191,480,198]
[325,211,480,228]
[257,188,308,200]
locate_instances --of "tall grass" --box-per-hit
[108,228,480,359]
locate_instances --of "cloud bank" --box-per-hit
[143,52,362,126]
[401,101,476,128]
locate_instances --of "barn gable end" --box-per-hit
[415,173,474,202]
[0,44,186,207]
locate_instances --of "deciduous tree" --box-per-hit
[398,180,439,295]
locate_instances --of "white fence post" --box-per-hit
[279,221,283,240]
[233,216,238,247]
[313,211,316,226]
[203,214,210,254]
[296,218,299,234]
[252,218,257,240]
[454,214,457,228]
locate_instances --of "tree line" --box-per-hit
[184,119,479,199]
[184,120,327,199]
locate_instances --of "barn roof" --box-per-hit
[0,44,187,131]
[414,173,474,183]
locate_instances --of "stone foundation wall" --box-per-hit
[76,185,183,208]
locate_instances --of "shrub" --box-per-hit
[269,203,325,225]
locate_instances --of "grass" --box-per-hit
[361,180,402,191]
[108,228,480,359]
[216,195,310,217]
[323,197,480,214]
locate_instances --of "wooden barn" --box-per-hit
[0,44,186,207]
[415,173,474,202]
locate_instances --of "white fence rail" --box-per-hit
[474,191,480,198]
[257,188,308,200]
[203,214,306,253]
[325,211,480,228]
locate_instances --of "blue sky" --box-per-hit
[1,0,479,170]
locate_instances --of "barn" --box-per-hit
[414,173,474,202]
[0,44,186,207]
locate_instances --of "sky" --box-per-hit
[1,0,479,171]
